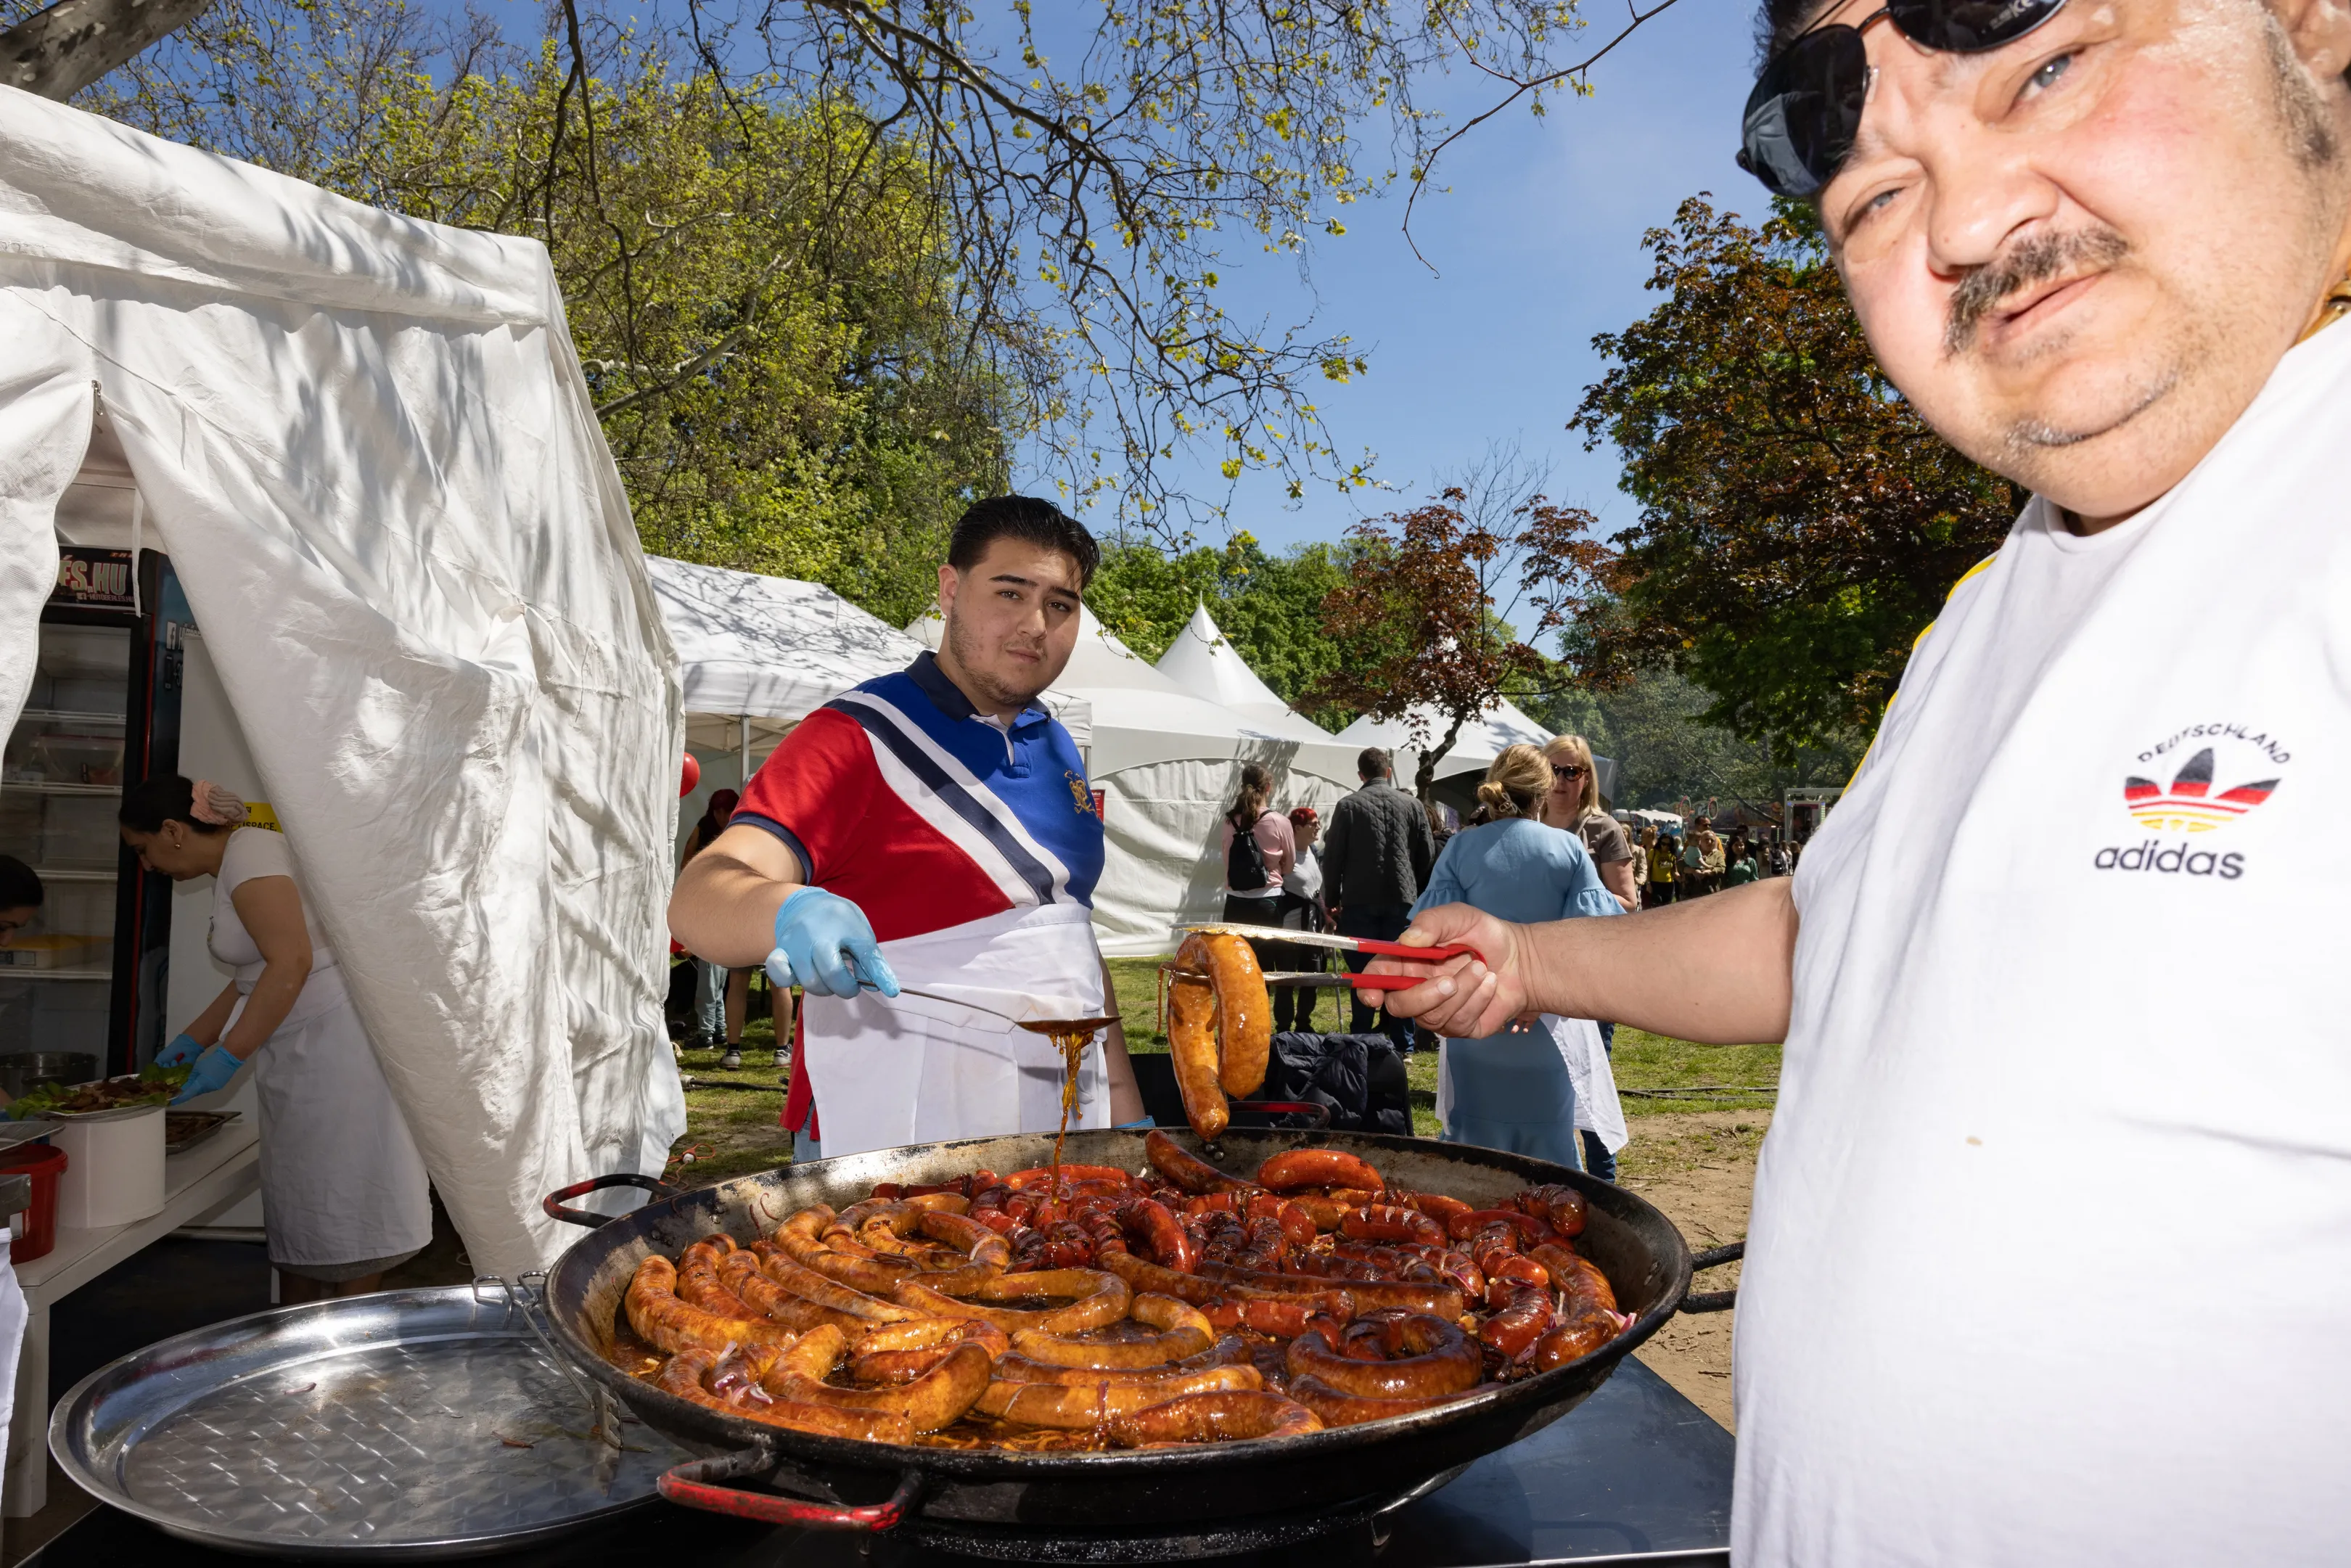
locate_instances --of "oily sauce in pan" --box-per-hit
[612,1133,1630,1453]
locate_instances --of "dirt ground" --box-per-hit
[1615,1110,1766,1432]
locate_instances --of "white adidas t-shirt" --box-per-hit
[1734,319,2351,1566]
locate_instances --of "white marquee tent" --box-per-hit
[1152,602,1321,732]
[0,86,684,1276]
[1336,699,1554,782]
[909,606,1357,953]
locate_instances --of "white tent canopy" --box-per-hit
[0,86,684,1275]
[649,557,929,761]
[1336,699,1554,781]
[908,607,1356,953]
[1153,602,1313,729]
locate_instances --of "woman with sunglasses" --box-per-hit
[1377,0,2351,1558]
[1539,735,1638,911]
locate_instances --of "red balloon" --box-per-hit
[679,752,701,797]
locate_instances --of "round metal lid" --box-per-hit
[50,1281,694,1560]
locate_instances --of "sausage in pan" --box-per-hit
[1144,1130,1254,1194]
[1284,1313,1482,1400]
[1256,1149,1384,1194]
[1107,1390,1322,1446]
[626,1256,811,1355]
[653,1347,914,1443]
[1011,1292,1214,1368]
[971,1364,1260,1428]
[1284,1373,1472,1428]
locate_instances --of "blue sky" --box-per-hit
[1112,0,1765,563]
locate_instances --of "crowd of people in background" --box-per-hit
[1215,744,1818,1182]
[1639,817,1800,908]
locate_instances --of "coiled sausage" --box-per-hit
[1285,1373,1471,1428]
[971,1364,1260,1428]
[654,1347,914,1442]
[1011,1292,1213,1368]
[1285,1313,1482,1400]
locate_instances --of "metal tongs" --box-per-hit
[887,985,1117,1038]
[1175,922,1484,991]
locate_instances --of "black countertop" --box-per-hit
[30,1358,1731,1567]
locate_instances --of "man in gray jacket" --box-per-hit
[1319,747,1435,1051]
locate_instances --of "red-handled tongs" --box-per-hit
[1176,923,1484,991]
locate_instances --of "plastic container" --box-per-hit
[47,1104,164,1228]
[0,1141,68,1261]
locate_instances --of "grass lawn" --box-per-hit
[664,960,1782,1182]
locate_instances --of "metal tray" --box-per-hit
[162,1109,238,1155]
[49,1280,694,1559]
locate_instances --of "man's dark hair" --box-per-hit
[1755,0,1815,67]
[0,854,41,911]
[1357,747,1391,780]
[947,496,1100,588]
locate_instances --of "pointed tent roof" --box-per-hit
[904,604,1357,774]
[1153,602,1295,723]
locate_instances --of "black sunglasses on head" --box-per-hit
[1737,0,2069,199]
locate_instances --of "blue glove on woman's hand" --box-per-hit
[155,1032,204,1069]
[766,887,898,999]
[170,1043,245,1104]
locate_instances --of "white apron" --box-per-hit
[1433,1017,1625,1156]
[214,866,430,1269]
[0,1240,23,1468]
[803,903,1109,1159]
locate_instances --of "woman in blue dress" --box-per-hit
[1411,744,1622,1167]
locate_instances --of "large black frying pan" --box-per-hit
[540,1128,1700,1556]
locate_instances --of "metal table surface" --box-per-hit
[28,1358,1731,1567]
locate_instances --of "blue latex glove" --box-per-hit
[766,888,898,1000]
[1114,1116,1157,1130]
[170,1043,246,1105]
[155,1032,204,1069]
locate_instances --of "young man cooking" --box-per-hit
[669,497,1146,1158]
[1374,0,2351,1561]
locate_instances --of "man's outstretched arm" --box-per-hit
[1364,878,1799,1046]
[670,822,805,966]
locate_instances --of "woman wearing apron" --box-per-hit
[1413,745,1622,1168]
[120,777,430,1301]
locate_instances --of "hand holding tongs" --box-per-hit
[1176,923,1484,991]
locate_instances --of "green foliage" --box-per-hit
[86,0,1013,626]
[1567,195,2016,760]
[1087,533,1355,724]
[1519,666,1858,810]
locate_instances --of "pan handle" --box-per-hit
[542,1172,681,1228]
[659,1444,926,1531]
[1680,1241,1744,1314]
[1231,1099,1334,1128]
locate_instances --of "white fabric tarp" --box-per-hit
[908,607,1355,953]
[0,86,685,1275]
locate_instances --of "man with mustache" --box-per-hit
[1372,0,2351,1559]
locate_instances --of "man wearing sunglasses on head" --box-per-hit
[1371,0,2351,1561]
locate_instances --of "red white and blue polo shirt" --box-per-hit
[734,652,1109,1155]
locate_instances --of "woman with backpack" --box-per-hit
[1218,762,1300,1022]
